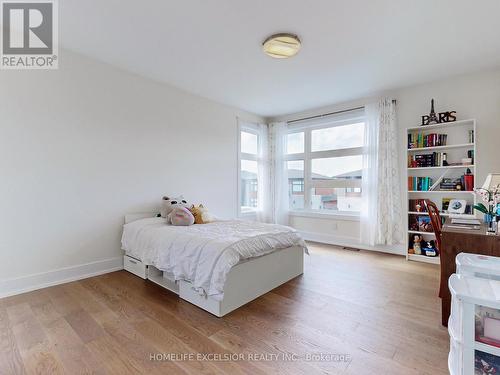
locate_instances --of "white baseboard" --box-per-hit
[0,257,124,299]
[300,231,405,256]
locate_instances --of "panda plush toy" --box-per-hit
[160,196,194,225]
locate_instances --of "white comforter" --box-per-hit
[121,218,307,300]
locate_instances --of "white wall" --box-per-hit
[0,49,262,294]
[272,68,500,254]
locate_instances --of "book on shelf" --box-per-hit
[440,177,460,190]
[440,172,474,192]
[407,132,447,149]
[408,215,436,232]
[429,169,450,191]
[418,216,433,232]
[468,129,474,143]
[467,149,474,164]
[408,214,445,232]
[408,152,447,167]
[408,176,433,191]
[442,198,451,211]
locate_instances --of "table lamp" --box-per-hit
[481,173,500,191]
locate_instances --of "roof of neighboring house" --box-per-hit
[335,170,362,178]
[289,169,362,179]
[288,169,329,179]
[242,169,362,180]
[321,195,337,202]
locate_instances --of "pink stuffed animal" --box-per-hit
[169,207,195,226]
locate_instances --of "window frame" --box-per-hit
[237,121,262,217]
[286,114,365,218]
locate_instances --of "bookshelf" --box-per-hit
[405,119,477,264]
[408,165,475,171]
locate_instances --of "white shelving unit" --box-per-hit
[408,165,475,171]
[408,230,436,236]
[408,253,440,264]
[448,254,500,375]
[407,143,474,152]
[408,190,475,194]
[408,211,475,218]
[405,119,477,264]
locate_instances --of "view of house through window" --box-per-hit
[240,159,258,209]
[239,126,261,213]
[286,117,365,213]
[287,160,304,209]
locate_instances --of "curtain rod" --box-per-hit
[287,106,364,124]
[287,99,396,124]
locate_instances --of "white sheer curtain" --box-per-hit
[256,123,271,223]
[361,98,403,246]
[268,122,289,225]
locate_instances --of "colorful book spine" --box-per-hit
[408,152,447,167]
[408,176,433,191]
[407,132,448,149]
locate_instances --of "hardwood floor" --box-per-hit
[0,242,450,374]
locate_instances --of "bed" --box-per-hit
[121,213,307,317]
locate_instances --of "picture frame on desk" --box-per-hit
[448,199,467,214]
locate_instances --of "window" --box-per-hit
[241,131,258,154]
[286,132,304,154]
[238,122,265,215]
[311,122,365,151]
[285,111,365,213]
[287,159,304,209]
[240,159,258,209]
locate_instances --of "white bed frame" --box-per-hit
[122,213,304,317]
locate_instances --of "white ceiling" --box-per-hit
[60,1,500,117]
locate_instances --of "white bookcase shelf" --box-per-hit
[408,254,440,264]
[408,164,474,171]
[408,230,436,236]
[407,143,474,152]
[408,190,475,194]
[408,211,476,219]
[405,119,477,264]
[407,118,476,131]
[475,341,500,358]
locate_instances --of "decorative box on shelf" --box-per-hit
[448,254,500,375]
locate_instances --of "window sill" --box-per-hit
[289,210,360,221]
[239,210,257,218]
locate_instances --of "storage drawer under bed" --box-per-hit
[123,255,148,279]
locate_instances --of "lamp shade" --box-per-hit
[481,173,500,190]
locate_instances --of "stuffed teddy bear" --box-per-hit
[160,196,196,225]
[189,204,214,224]
[160,196,189,219]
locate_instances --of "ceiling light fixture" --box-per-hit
[262,33,301,59]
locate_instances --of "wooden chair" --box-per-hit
[424,199,443,297]
[424,199,442,251]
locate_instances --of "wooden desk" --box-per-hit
[440,218,500,326]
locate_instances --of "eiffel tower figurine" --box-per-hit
[427,99,439,125]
